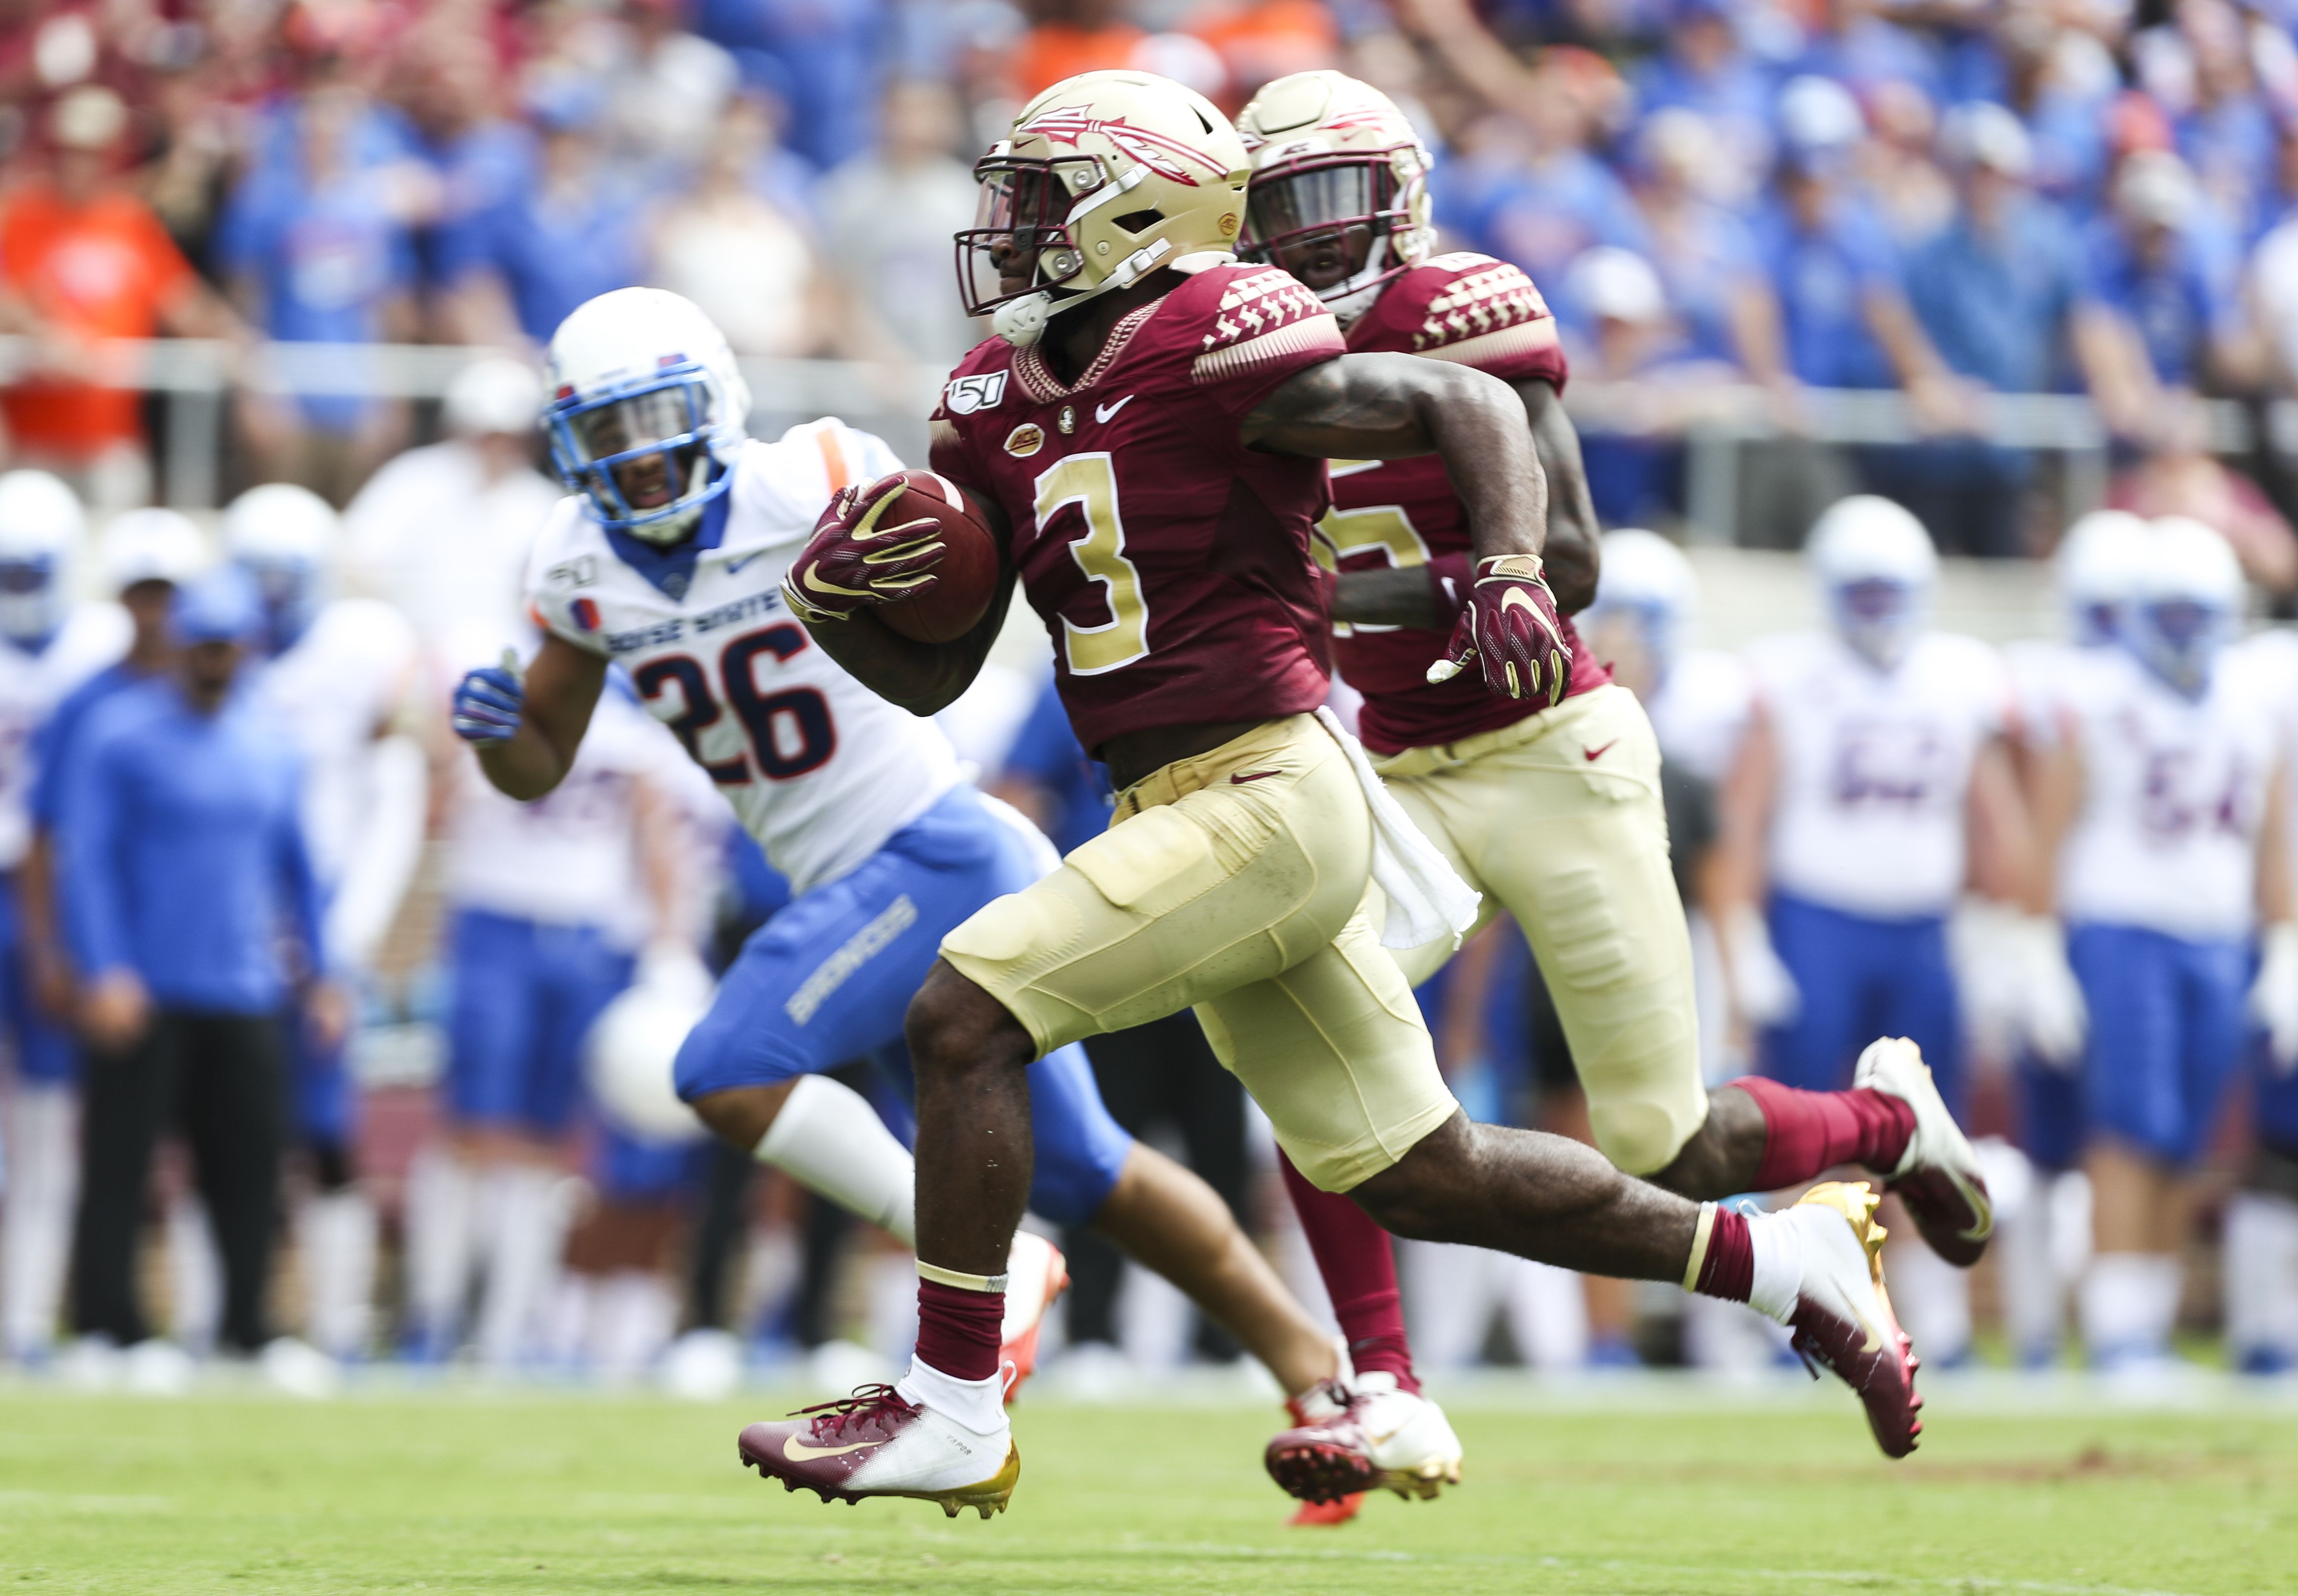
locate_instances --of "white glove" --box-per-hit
[1948,899,2026,1063]
[1724,905,1801,1027]
[2010,914,2087,1071]
[2251,921,2298,1075]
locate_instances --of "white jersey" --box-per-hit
[1646,647,1753,786]
[1746,629,2012,919]
[524,422,964,896]
[342,439,565,646]
[250,599,419,886]
[0,604,130,869]
[2241,627,2298,885]
[446,686,673,941]
[2048,644,2283,941]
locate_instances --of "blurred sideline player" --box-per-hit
[1235,71,1980,1475]
[2025,518,2290,1371]
[2232,617,2298,1374]
[1992,511,2150,1366]
[220,483,426,1362]
[0,472,130,1364]
[8,507,199,1362]
[451,289,1349,1417]
[748,70,1926,1518]
[411,651,691,1371]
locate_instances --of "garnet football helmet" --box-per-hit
[958,70,1250,346]
[1236,70,1435,328]
[545,288,752,543]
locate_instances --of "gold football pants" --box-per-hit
[940,714,1458,1193]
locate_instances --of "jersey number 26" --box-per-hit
[633,623,834,785]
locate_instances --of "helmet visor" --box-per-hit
[1241,157,1399,282]
[954,155,1100,315]
[548,375,713,525]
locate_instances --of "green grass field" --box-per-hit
[1,1383,2294,1595]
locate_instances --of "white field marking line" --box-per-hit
[1107,1543,2211,1596]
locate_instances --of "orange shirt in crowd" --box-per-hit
[0,181,195,460]
[1188,0,1337,103]
[1012,21,1149,101]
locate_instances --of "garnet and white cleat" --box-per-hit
[1264,1372,1464,1505]
[999,1230,1068,1403]
[1783,1181,1923,1460]
[1855,1036,1993,1267]
[739,1384,1019,1518]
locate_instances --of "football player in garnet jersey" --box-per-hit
[453,289,1355,1426]
[748,68,1926,1519]
[1233,70,1997,1494]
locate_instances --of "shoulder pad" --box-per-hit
[1172,264,1343,386]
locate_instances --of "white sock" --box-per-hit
[297,1190,377,1361]
[474,1165,575,1371]
[164,1195,221,1354]
[756,1074,916,1246]
[2082,1252,2167,1359]
[898,1354,1008,1435]
[1995,1167,2063,1363]
[1402,1240,1494,1371]
[1500,1257,1589,1370]
[2138,1253,2183,1350]
[2,1083,77,1358]
[2225,1192,2298,1360]
[592,1270,677,1382]
[1745,1208,1800,1325]
[403,1145,476,1350]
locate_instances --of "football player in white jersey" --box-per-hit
[0,471,131,1364]
[1987,510,2149,1366]
[2230,617,2298,1373]
[1717,496,2047,1364]
[2028,518,2292,1371]
[220,483,427,1363]
[452,288,1352,1417]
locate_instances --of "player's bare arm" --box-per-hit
[1247,353,1571,704]
[1243,353,1547,558]
[459,633,606,800]
[1326,374,1596,629]
[794,562,1018,717]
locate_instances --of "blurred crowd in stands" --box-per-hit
[8,0,2298,568]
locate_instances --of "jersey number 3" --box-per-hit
[1036,452,1149,675]
[633,624,835,785]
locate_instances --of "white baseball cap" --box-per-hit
[102,507,210,591]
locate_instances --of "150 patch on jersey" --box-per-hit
[944,372,1008,415]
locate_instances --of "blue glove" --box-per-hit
[452,651,524,743]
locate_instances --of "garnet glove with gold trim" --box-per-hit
[781,474,947,624]
[1425,553,1571,704]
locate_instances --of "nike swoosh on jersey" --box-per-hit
[783,1436,878,1462]
[1230,769,1282,784]
[1583,740,1617,762]
[726,552,764,575]
[1095,395,1137,424]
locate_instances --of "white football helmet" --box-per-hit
[585,952,714,1145]
[444,356,545,439]
[0,470,85,649]
[2054,509,2149,647]
[960,70,1250,347]
[545,288,751,543]
[222,482,337,655]
[1587,528,1697,683]
[2126,515,2243,696]
[1237,70,1435,328]
[101,507,208,594]
[1808,495,1937,669]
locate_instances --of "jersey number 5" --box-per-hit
[1035,452,1149,675]
[633,624,836,785]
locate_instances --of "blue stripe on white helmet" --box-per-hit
[2053,510,2149,648]
[545,289,752,543]
[0,470,85,651]
[2127,516,2243,697]
[1807,495,1936,669]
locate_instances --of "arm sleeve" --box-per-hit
[59,727,131,977]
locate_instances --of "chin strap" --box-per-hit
[993,236,1209,348]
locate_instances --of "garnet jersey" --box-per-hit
[1324,252,1608,755]
[2043,644,2282,941]
[527,421,964,895]
[929,261,1345,755]
[1744,629,2014,920]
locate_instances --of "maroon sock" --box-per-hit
[915,1276,1003,1383]
[1734,1077,1916,1191]
[1688,1206,1753,1302]
[1278,1150,1419,1396]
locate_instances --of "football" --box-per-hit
[870,469,1001,644]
